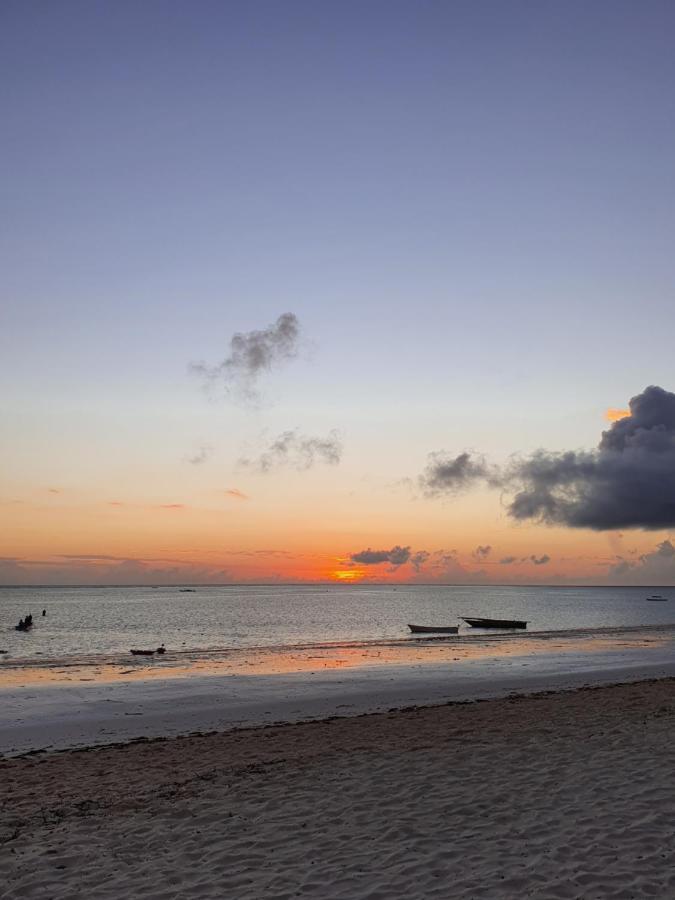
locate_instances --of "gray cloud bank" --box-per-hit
[241,429,342,473]
[191,312,300,402]
[422,386,675,531]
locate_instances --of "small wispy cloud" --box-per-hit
[472,544,492,561]
[240,429,342,473]
[157,503,186,510]
[225,488,249,501]
[191,312,300,404]
[410,550,430,572]
[419,451,491,496]
[185,445,213,466]
[529,554,551,566]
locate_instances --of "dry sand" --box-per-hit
[2,679,675,899]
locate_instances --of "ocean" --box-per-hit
[1,583,674,663]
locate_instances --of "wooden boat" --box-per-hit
[462,617,527,629]
[130,649,156,656]
[646,594,668,601]
[408,624,459,634]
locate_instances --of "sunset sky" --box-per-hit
[3,1,675,585]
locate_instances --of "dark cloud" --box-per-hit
[351,545,411,566]
[241,429,342,473]
[191,313,300,403]
[529,554,551,566]
[419,451,490,496]
[472,544,492,560]
[503,386,675,530]
[499,556,517,565]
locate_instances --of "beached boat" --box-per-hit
[462,617,527,629]
[408,624,459,634]
[646,594,668,601]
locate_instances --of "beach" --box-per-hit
[2,678,675,899]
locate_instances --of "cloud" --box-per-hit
[472,544,492,560]
[608,539,675,583]
[241,429,342,473]
[191,312,300,403]
[185,446,212,466]
[47,488,61,494]
[59,554,134,561]
[350,545,411,566]
[605,408,630,422]
[0,554,235,586]
[158,503,186,510]
[410,550,430,572]
[529,554,551,566]
[499,556,517,565]
[225,488,248,501]
[502,386,675,530]
[419,451,490,496]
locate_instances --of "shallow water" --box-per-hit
[1,583,675,664]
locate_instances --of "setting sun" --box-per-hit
[332,569,364,582]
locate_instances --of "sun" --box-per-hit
[332,569,364,582]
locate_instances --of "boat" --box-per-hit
[179,588,196,593]
[462,617,527,629]
[646,594,668,601]
[408,624,459,634]
[130,649,156,656]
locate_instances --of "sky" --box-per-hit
[2,0,675,585]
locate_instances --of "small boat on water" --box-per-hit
[130,645,166,656]
[462,617,527,629]
[408,624,459,634]
[179,588,196,593]
[646,594,669,601]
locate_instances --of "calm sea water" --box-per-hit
[1,584,674,663]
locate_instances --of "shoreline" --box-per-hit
[2,677,675,898]
[3,622,675,756]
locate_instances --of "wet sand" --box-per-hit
[2,678,675,899]
[2,624,675,756]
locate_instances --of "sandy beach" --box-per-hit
[2,678,675,899]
